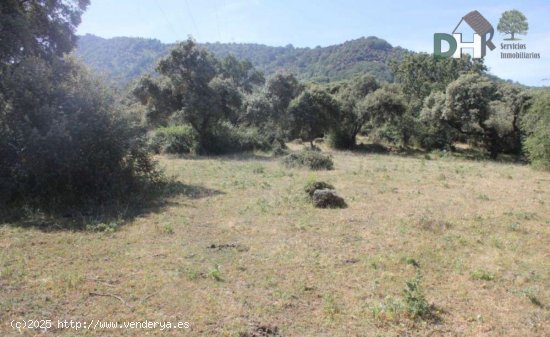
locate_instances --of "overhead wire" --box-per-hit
[154,0,180,41]
[184,0,201,40]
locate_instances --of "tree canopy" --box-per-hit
[0,0,89,65]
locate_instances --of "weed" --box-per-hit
[403,274,431,319]
[208,265,223,282]
[369,296,404,323]
[185,269,202,281]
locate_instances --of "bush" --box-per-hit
[281,150,334,170]
[522,91,550,169]
[326,129,356,149]
[271,139,288,157]
[304,180,335,197]
[0,57,160,214]
[200,123,273,155]
[371,125,401,145]
[416,121,456,151]
[149,125,199,154]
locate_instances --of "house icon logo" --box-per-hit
[434,10,496,59]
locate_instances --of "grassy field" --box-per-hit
[1,145,549,336]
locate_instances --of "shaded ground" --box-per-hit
[1,149,549,336]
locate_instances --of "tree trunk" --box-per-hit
[511,32,515,40]
[485,128,500,159]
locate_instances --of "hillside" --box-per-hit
[75,34,408,87]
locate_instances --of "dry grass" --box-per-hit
[1,146,549,336]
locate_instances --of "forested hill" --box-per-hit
[75,34,408,87]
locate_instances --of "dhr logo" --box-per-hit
[434,10,496,59]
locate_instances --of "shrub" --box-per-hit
[149,125,199,154]
[281,150,334,170]
[200,123,272,155]
[522,91,550,170]
[326,129,356,149]
[0,58,160,214]
[304,180,335,197]
[371,125,401,145]
[271,139,288,157]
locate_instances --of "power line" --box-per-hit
[213,0,221,41]
[154,0,180,41]
[184,0,201,41]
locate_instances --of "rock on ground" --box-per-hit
[312,189,347,208]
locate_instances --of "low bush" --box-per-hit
[271,139,288,157]
[281,150,334,170]
[304,180,335,197]
[149,125,199,154]
[200,123,273,155]
[326,129,356,149]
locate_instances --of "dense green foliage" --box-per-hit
[288,89,339,145]
[76,34,407,87]
[0,0,89,64]
[149,125,199,154]
[522,91,550,169]
[133,39,270,154]
[324,75,380,148]
[0,0,159,214]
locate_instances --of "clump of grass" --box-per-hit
[404,257,420,268]
[251,165,265,174]
[471,269,495,281]
[477,194,490,201]
[526,293,544,308]
[369,296,404,324]
[163,223,174,234]
[58,272,84,290]
[323,294,340,320]
[86,221,119,233]
[281,150,334,170]
[184,269,202,281]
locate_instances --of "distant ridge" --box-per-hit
[75,34,409,87]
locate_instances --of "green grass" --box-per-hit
[1,145,549,336]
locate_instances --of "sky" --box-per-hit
[77,0,550,86]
